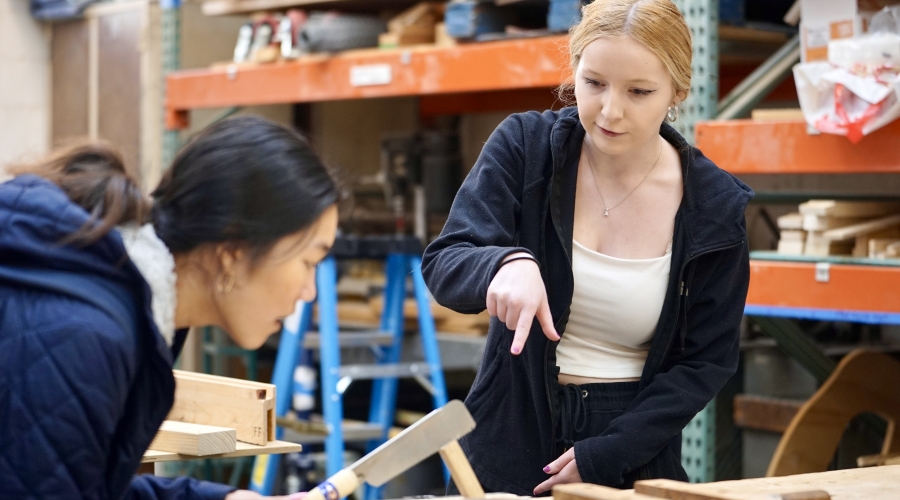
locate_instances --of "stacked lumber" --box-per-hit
[776,201,900,258]
[146,371,277,458]
[379,2,446,48]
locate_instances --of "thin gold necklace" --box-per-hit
[585,137,663,216]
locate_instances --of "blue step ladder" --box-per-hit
[251,236,449,497]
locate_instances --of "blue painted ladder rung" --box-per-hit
[337,362,432,379]
[302,331,395,348]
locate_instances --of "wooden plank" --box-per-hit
[636,465,900,500]
[803,232,854,257]
[733,395,804,433]
[51,20,90,145]
[822,215,900,242]
[149,421,237,456]
[779,231,806,243]
[143,439,301,463]
[174,370,275,400]
[798,201,900,219]
[169,371,275,445]
[553,483,659,500]
[777,240,805,255]
[439,440,485,499]
[857,452,900,467]
[98,8,143,180]
[777,213,803,230]
[635,480,830,500]
[751,109,805,121]
[802,216,868,232]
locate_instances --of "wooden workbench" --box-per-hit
[554,465,900,500]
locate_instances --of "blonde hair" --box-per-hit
[562,0,692,100]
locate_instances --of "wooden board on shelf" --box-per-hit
[777,213,803,230]
[733,394,804,433]
[751,108,805,121]
[799,201,900,219]
[149,421,237,456]
[802,215,868,232]
[142,439,302,463]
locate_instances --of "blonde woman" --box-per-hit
[423,0,752,495]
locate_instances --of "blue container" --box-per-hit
[548,0,585,32]
[719,0,745,25]
[445,1,518,38]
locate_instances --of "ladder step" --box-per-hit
[282,420,384,444]
[337,362,431,380]
[302,331,394,349]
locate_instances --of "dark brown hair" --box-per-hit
[9,142,150,246]
[151,115,340,260]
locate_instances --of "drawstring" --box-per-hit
[556,384,588,449]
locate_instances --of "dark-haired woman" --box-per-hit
[0,116,339,500]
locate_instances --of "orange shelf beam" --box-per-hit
[695,119,900,174]
[747,260,900,317]
[165,36,571,129]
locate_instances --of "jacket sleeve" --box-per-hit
[573,241,750,486]
[421,114,535,314]
[126,476,237,500]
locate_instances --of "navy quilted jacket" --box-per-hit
[0,175,236,500]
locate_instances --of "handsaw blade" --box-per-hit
[350,400,475,487]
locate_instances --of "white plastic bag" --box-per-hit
[794,61,900,143]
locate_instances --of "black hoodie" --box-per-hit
[422,107,753,494]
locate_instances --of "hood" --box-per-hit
[0,175,174,359]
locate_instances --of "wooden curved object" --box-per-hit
[767,350,900,477]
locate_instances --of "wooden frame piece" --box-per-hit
[167,370,276,446]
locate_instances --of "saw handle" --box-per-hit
[303,468,360,500]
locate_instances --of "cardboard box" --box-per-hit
[799,0,900,62]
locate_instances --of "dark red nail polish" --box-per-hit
[512,346,521,354]
[543,466,551,473]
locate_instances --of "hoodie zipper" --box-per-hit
[647,239,745,381]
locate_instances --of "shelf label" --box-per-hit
[350,64,392,87]
[815,262,830,283]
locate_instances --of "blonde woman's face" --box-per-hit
[215,205,339,349]
[574,36,680,156]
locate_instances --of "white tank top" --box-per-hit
[555,239,672,379]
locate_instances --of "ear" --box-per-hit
[673,89,689,106]
[215,244,246,275]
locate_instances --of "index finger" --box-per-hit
[510,304,537,355]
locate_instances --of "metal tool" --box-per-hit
[233,23,253,63]
[304,400,475,500]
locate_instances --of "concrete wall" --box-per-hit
[0,0,51,174]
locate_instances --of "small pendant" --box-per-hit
[604,208,609,216]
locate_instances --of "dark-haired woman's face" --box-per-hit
[217,205,339,349]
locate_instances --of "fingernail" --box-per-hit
[512,346,521,354]
[543,466,551,473]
